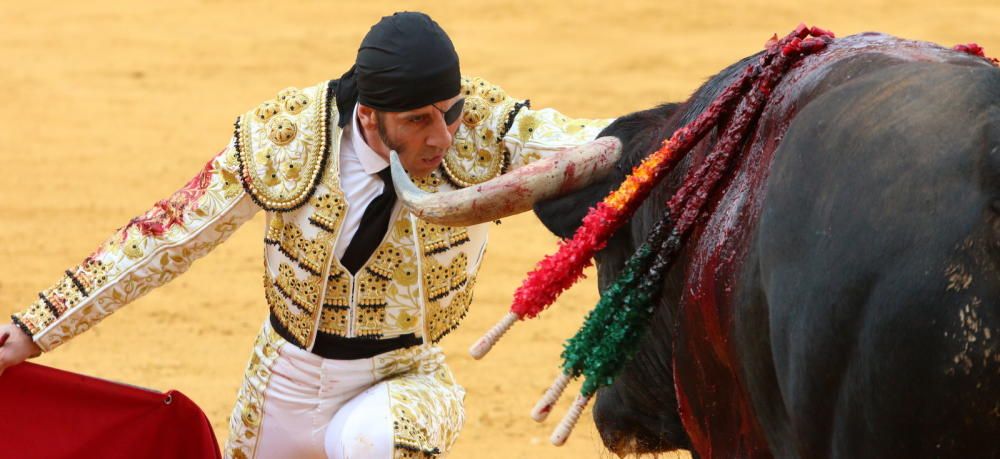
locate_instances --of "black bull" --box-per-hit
[534,34,999,458]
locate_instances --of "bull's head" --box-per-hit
[391,103,692,457]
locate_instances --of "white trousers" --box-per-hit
[256,339,393,458]
[225,323,465,459]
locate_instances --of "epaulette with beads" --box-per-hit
[234,81,336,212]
[441,76,526,188]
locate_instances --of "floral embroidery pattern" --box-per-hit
[379,346,465,459]
[225,324,283,459]
[235,82,333,211]
[442,77,519,187]
[12,146,258,351]
[372,346,464,458]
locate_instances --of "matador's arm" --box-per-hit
[502,102,614,170]
[440,76,614,188]
[11,140,260,352]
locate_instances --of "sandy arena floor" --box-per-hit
[1,1,997,457]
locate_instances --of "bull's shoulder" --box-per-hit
[442,76,527,188]
[234,80,335,211]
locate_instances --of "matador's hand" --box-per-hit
[0,323,41,377]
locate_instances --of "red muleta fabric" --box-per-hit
[0,362,221,459]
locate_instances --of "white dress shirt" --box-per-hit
[333,104,395,260]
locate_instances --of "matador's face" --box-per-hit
[365,94,464,178]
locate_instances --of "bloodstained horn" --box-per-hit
[389,137,623,227]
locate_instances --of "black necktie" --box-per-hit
[341,167,397,275]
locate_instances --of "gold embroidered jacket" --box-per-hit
[12,77,612,353]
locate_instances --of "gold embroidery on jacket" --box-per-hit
[265,213,284,244]
[442,77,517,187]
[412,172,443,193]
[266,263,323,346]
[322,266,351,299]
[449,229,470,248]
[422,257,449,304]
[354,245,405,337]
[235,82,330,211]
[253,101,281,123]
[63,258,112,302]
[13,301,54,335]
[219,148,244,199]
[448,254,468,292]
[433,277,476,344]
[297,232,331,277]
[419,221,470,256]
[266,270,312,347]
[26,258,114,326]
[308,191,347,233]
[503,106,614,168]
[14,146,253,350]
[122,234,145,260]
[420,224,449,255]
[515,112,540,144]
[319,306,350,336]
[278,223,303,265]
[345,215,424,339]
[319,266,351,336]
[355,304,388,338]
[267,116,297,146]
[281,89,310,115]
[264,218,334,278]
[425,254,473,343]
[274,264,320,313]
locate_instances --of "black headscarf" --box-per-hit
[335,12,461,127]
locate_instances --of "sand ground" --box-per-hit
[1,1,997,457]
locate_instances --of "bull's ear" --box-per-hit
[533,179,614,239]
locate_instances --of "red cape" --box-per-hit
[0,362,221,459]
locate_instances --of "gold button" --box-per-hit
[268,116,297,145]
[284,93,310,114]
[254,101,281,122]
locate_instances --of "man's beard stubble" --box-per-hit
[373,111,446,178]
[375,112,405,155]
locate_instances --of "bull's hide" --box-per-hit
[535,33,999,458]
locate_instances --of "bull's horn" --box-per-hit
[390,137,622,227]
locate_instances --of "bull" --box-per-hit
[393,32,1000,458]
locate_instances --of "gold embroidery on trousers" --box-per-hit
[225,324,282,459]
[383,347,464,458]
